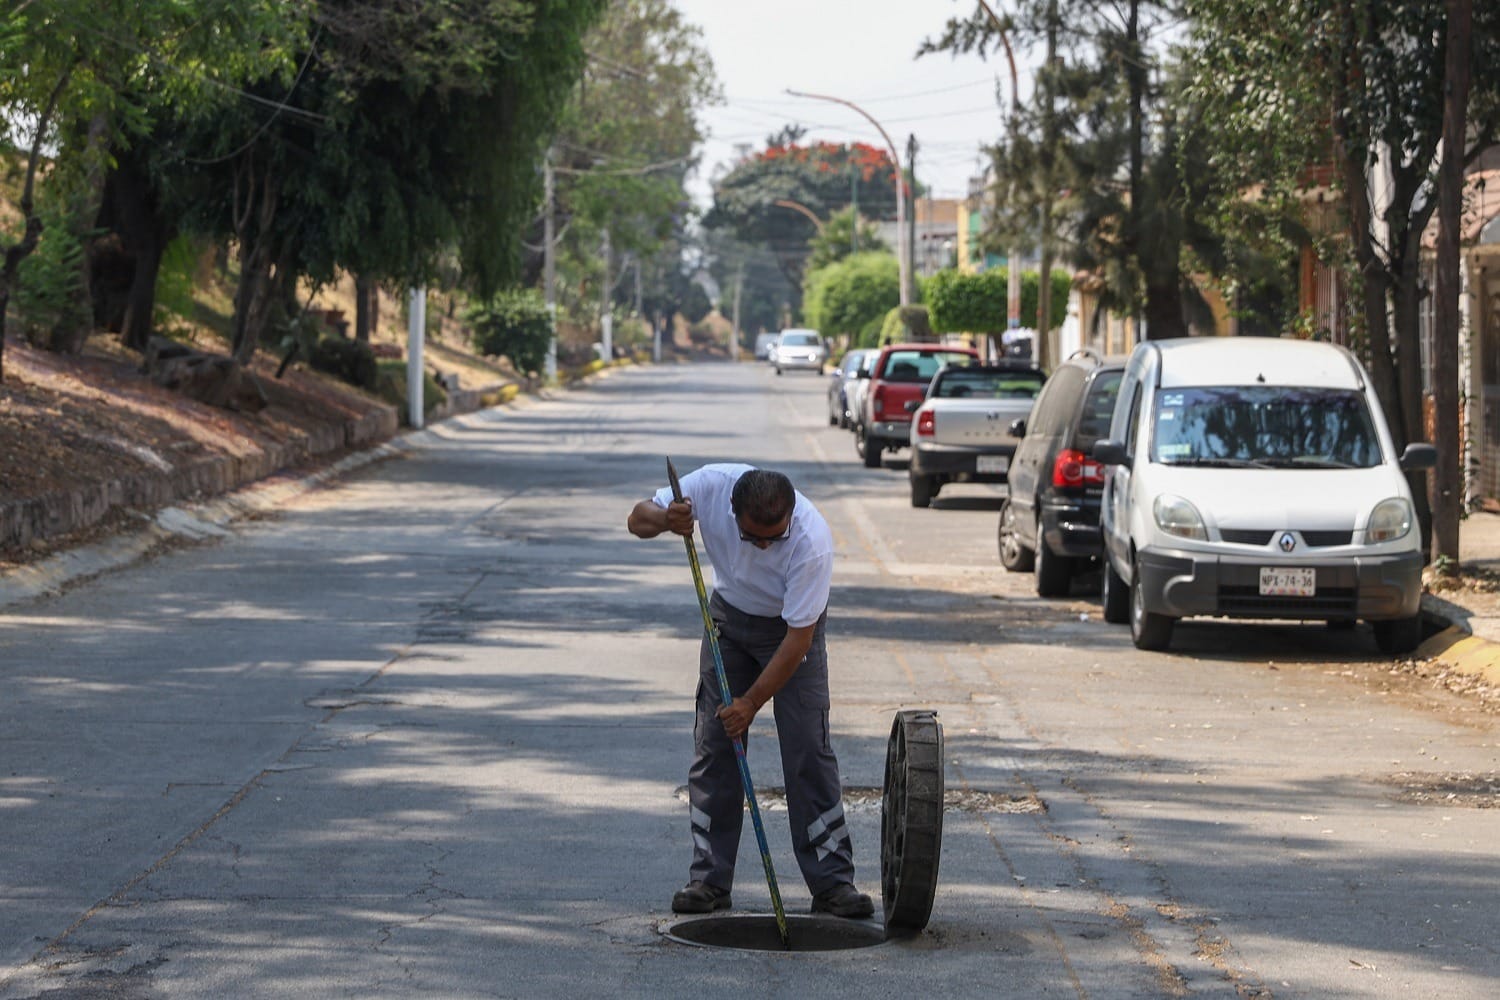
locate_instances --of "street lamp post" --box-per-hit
[786,88,910,307]
[975,1,1025,360]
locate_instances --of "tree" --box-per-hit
[922,0,1207,343]
[1181,0,1500,548]
[805,207,888,274]
[0,0,301,375]
[802,252,900,344]
[540,0,718,334]
[926,268,1069,344]
[705,137,899,309]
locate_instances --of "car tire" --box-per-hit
[1101,558,1129,624]
[862,436,883,468]
[997,500,1035,572]
[1034,518,1073,597]
[910,473,933,508]
[1129,560,1174,650]
[775,366,783,375]
[1372,614,1422,655]
[829,409,840,426]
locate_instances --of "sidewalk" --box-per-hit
[1416,509,1500,686]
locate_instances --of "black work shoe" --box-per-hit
[811,882,875,919]
[672,881,732,914]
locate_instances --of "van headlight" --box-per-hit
[1366,498,1413,543]
[1153,494,1207,540]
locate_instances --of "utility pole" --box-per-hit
[1433,0,1473,571]
[1035,0,1059,371]
[600,229,613,363]
[543,149,557,383]
[851,171,860,254]
[407,286,426,430]
[975,1,1024,360]
[731,262,745,361]
[906,134,919,305]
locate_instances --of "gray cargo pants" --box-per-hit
[688,591,856,895]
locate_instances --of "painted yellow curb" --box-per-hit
[1416,625,1500,685]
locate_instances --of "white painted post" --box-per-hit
[407,286,426,429]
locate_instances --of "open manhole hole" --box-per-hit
[666,914,886,952]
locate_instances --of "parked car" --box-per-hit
[827,349,872,427]
[907,361,1046,507]
[1093,337,1436,653]
[754,332,780,361]
[998,351,1126,596]
[771,328,828,374]
[843,349,877,435]
[855,343,980,468]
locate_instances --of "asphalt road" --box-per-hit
[2,362,1498,998]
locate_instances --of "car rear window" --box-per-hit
[1074,370,1123,449]
[883,351,975,382]
[1151,386,1382,468]
[933,370,1045,399]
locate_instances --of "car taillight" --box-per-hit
[1052,448,1104,488]
[873,385,885,418]
[916,410,935,437]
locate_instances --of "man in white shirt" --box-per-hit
[628,464,873,919]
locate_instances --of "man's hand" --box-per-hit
[664,498,694,537]
[717,695,759,740]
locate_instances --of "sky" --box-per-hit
[669,0,1041,209]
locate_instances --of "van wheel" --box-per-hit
[1034,519,1073,597]
[1129,562,1174,650]
[910,474,933,508]
[1372,615,1422,655]
[1101,559,1129,624]
[997,500,1034,572]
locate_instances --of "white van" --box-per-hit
[1093,337,1436,653]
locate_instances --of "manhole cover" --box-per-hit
[666,914,885,952]
[882,709,944,933]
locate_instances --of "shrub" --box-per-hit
[309,335,379,390]
[926,268,1070,335]
[469,288,554,376]
[875,304,933,347]
[12,202,91,346]
[802,252,900,341]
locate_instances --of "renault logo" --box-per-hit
[1279,532,1297,552]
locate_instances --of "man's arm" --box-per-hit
[716,623,815,739]
[628,498,693,538]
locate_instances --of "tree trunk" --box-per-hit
[355,275,377,342]
[98,151,174,353]
[1433,0,1473,569]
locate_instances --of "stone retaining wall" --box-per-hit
[1,404,398,552]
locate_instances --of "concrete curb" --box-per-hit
[1416,592,1500,685]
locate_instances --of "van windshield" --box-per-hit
[780,332,820,347]
[1151,386,1382,469]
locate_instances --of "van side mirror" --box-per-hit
[1008,417,1026,437]
[1092,439,1129,467]
[1399,442,1438,470]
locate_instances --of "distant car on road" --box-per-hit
[827,349,872,427]
[906,361,1046,507]
[754,332,780,361]
[771,329,828,374]
[998,350,1125,596]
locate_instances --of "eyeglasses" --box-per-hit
[738,519,792,545]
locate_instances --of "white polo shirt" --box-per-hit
[653,463,833,628]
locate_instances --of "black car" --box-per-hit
[998,350,1125,597]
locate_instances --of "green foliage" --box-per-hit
[469,288,555,376]
[876,305,934,348]
[806,207,889,274]
[926,269,1070,335]
[309,336,380,391]
[706,139,900,305]
[375,359,448,424]
[802,252,900,341]
[154,235,205,325]
[10,200,90,345]
[681,283,713,324]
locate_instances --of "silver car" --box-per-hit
[771,329,828,374]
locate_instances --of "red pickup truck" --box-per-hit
[854,342,980,468]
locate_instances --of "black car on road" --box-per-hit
[998,350,1125,596]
